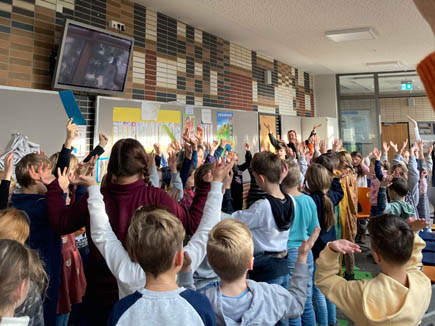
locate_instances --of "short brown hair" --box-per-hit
[126,206,185,278]
[282,160,300,188]
[207,218,253,281]
[250,151,282,183]
[15,153,51,188]
[0,208,30,243]
[368,214,413,265]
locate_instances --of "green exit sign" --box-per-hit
[401,81,413,90]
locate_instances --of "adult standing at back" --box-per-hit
[43,138,211,325]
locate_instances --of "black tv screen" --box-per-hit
[53,20,134,95]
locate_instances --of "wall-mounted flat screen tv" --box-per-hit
[52,20,134,95]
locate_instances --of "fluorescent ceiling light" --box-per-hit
[325,27,378,42]
[366,60,404,68]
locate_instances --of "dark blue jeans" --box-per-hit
[287,249,315,326]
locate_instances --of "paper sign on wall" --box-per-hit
[141,101,160,121]
[201,109,212,124]
[72,125,87,157]
[186,105,194,115]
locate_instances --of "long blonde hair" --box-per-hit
[0,208,30,244]
[305,163,335,231]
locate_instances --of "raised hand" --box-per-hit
[180,251,192,273]
[428,144,433,156]
[65,118,79,149]
[195,126,204,145]
[406,217,429,232]
[168,151,177,173]
[313,123,322,130]
[382,141,390,153]
[320,139,327,154]
[263,122,272,134]
[328,239,361,255]
[31,162,55,185]
[3,152,14,180]
[372,147,381,160]
[389,141,398,153]
[297,227,320,263]
[421,170,428,180]
[380,174,393,188]
[399,139,409,155]
[57,167,70,193]
[153,143,161,156]
[245,143,250,152]
[98,134,108,148]
[212,160,235,183]
[223,168,233,190]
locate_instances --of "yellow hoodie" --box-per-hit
[315,235,432,326]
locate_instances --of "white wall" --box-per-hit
[314,74,338,118]
[302,117,339,149]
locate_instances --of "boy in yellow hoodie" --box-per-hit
[315,214,432,325]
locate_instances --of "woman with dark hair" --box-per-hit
[44,138,211,325]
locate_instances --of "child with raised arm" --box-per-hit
[78,161,233,299]
[0,152,15,209]
[315,215,432,325]
[179,219,319,325]
[377,176,416,220]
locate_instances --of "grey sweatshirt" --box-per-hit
[179,263,309,326]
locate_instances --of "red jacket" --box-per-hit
[46,178,210,322]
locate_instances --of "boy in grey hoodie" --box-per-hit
[179,218,320,326]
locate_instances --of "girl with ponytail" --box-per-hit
[305,163,344,326]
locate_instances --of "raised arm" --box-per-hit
[87,183,145,298]
[237,143,252,171]
[377,175,392,214]
[83,133,107,163]
[315,240,364,322]
[0,152,13,209]
[408,150,420,207]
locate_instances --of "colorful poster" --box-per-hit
[71,125,87,157]
[216,112,234,144]
[183,114,196,138]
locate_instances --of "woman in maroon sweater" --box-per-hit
[46,139,210,325]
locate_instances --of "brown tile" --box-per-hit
[0,47,8,56]
[12,13,34,25]
[8,79,31,87]
[0,17,10,26]
[0,38,9,48]
[11,42,33,52]
[35,5,55,17]
[0,33,10,40]
[0,61,7,69]
[35,26,54,36]
[31,73,50,83]
[107,0,121,7]
[0,70,7,79]
[11,28,33,39]
[31,82,50,89]
[10,64,32,73]
[33,67,49,75]
[11,34,33,46]
[10,57,31,66]
[35,12,54,23]
[34,40,52,49]
[8,71,30,80]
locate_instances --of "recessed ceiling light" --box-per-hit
[325,27,378,42]
[366,60,404,68]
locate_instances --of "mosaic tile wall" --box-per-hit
[0,0,314,146]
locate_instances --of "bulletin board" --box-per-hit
[95,97,260,181]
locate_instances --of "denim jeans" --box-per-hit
[312,263,336,326]
[287,249,315,326]
[268,274,290,326]
[56,313,70,326]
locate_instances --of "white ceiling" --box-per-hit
[136,0,435,75]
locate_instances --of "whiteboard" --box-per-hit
[95,97,260,181]
[0,86,69,156]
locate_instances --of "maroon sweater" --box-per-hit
[46,178,210,318]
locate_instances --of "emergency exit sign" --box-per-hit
[401,81,413,90]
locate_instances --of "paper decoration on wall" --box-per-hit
[141,101,160,121]
[216,112,234,143]
[183,114,196,138]
[96,157,109,184]
[112,107,181,152]
[199,124,213,144]
[59,90,86,125]
[71,125,87,157]
[201,109,212,124]
[185,105,194,115]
